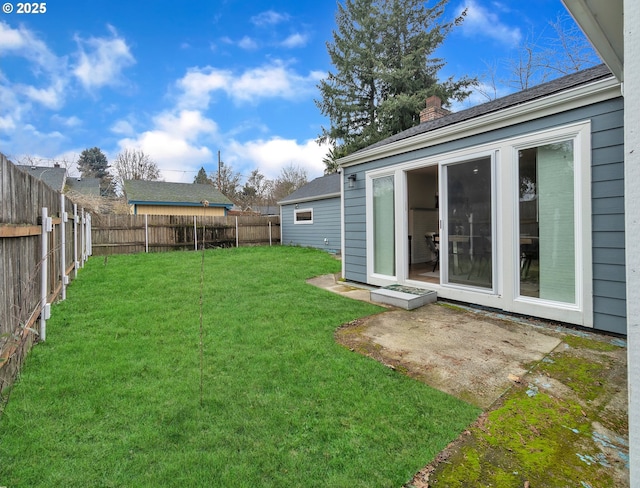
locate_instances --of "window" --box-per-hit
[294,208,313,224]
[372,175,395,276]
[518,140,575,303]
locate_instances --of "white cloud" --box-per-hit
[0,21,59,69]
[225,137,330,181]
[0,22,68,109]
[21,78,66,109]
[281,33,308,49]
[251,10,290,27]
[457,0,522,45]
[177,67,231,107]
[51,114,82,128]
[117,110,219,183]
[73,25,135,90]
[177,61,324,107]
[238,36,258,50]
[111,119,135,136]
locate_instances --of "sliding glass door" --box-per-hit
[443,156,493,289]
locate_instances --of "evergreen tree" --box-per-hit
[194,166,213,185]
[316,0,475,159]
[77,147,115,196]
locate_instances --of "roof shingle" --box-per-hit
[124,180,233,206]
[278,173,340,204]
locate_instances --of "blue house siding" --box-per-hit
[281,197,341,252]
[343,97,626,334]
[589,99,626,334]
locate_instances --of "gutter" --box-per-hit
[277,192,341,206]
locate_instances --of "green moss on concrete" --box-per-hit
[563,334,620,352]
[430,346,623,487]
[539,354,610,401]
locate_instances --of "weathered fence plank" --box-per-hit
[91,214,280,255]
[0,153,91,402]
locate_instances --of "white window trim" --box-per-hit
[508,121,593,326]
[294,208,314,224]
[366,171,399,286]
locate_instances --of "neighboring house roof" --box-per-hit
[278,173,340,205]
[66,177,101,196]
[18,165,67,192]
[349,64,613,156]
[124,180,233,207]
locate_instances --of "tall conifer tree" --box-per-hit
[317,0,475,161]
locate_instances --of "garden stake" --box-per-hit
[199,200,209,408]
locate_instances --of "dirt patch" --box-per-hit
[336,302,562,409]
[334,302,629,487]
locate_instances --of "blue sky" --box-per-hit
[0,0,597,184]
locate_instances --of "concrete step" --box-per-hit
[370,286,437,310]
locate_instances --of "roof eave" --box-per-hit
[561,0,623,82]
[339,75,621,168]
[129,200,233,208]
[277,192,341,206]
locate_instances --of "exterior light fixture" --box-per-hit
[347,173,357,189]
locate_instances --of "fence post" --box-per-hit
[87,213,92,256]
[145,214,149,253]
[79,208,86,268]
[40,207,52,341]
[60,194,67,300]
[73,203,79,278]
[235,216,239,247]
[194,216,197,250]
[269,221,272,246]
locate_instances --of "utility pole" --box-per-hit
[217,151,222,189]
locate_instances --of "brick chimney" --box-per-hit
[419,95,450,123]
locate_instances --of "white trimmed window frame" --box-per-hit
[364,120,593,327]
[294,208,314,224]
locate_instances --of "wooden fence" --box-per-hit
[91,214,280,255]
[0,153,92,402]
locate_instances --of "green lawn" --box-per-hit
[0,246,479,487]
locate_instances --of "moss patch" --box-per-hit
[538,354,610,401]
[563,334,621,352]
[424,334,628,487]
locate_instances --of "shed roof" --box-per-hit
[278,173,340,205]
[124,180,233,207]
[18,165,67,192]
[66,177,101,196]
[361,64,613,152]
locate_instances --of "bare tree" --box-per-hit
[211,162,242,203]
[477,13,600,101]
[271,164,308,203]
[112,148,161,192]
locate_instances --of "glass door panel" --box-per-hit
[373,175,395,276]
[518,141,575,303]
[444,157,492,288]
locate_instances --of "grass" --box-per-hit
[0,246,480,487]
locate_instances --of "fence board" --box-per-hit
[92,214,280,255]
[1,153,90,401]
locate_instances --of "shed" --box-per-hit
[278,173,341,253]
[65,177,101,196]
[124,180,233,216]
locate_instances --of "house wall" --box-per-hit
[343,97,625,334]
[132,204,227,217]
[281,197,341,252]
